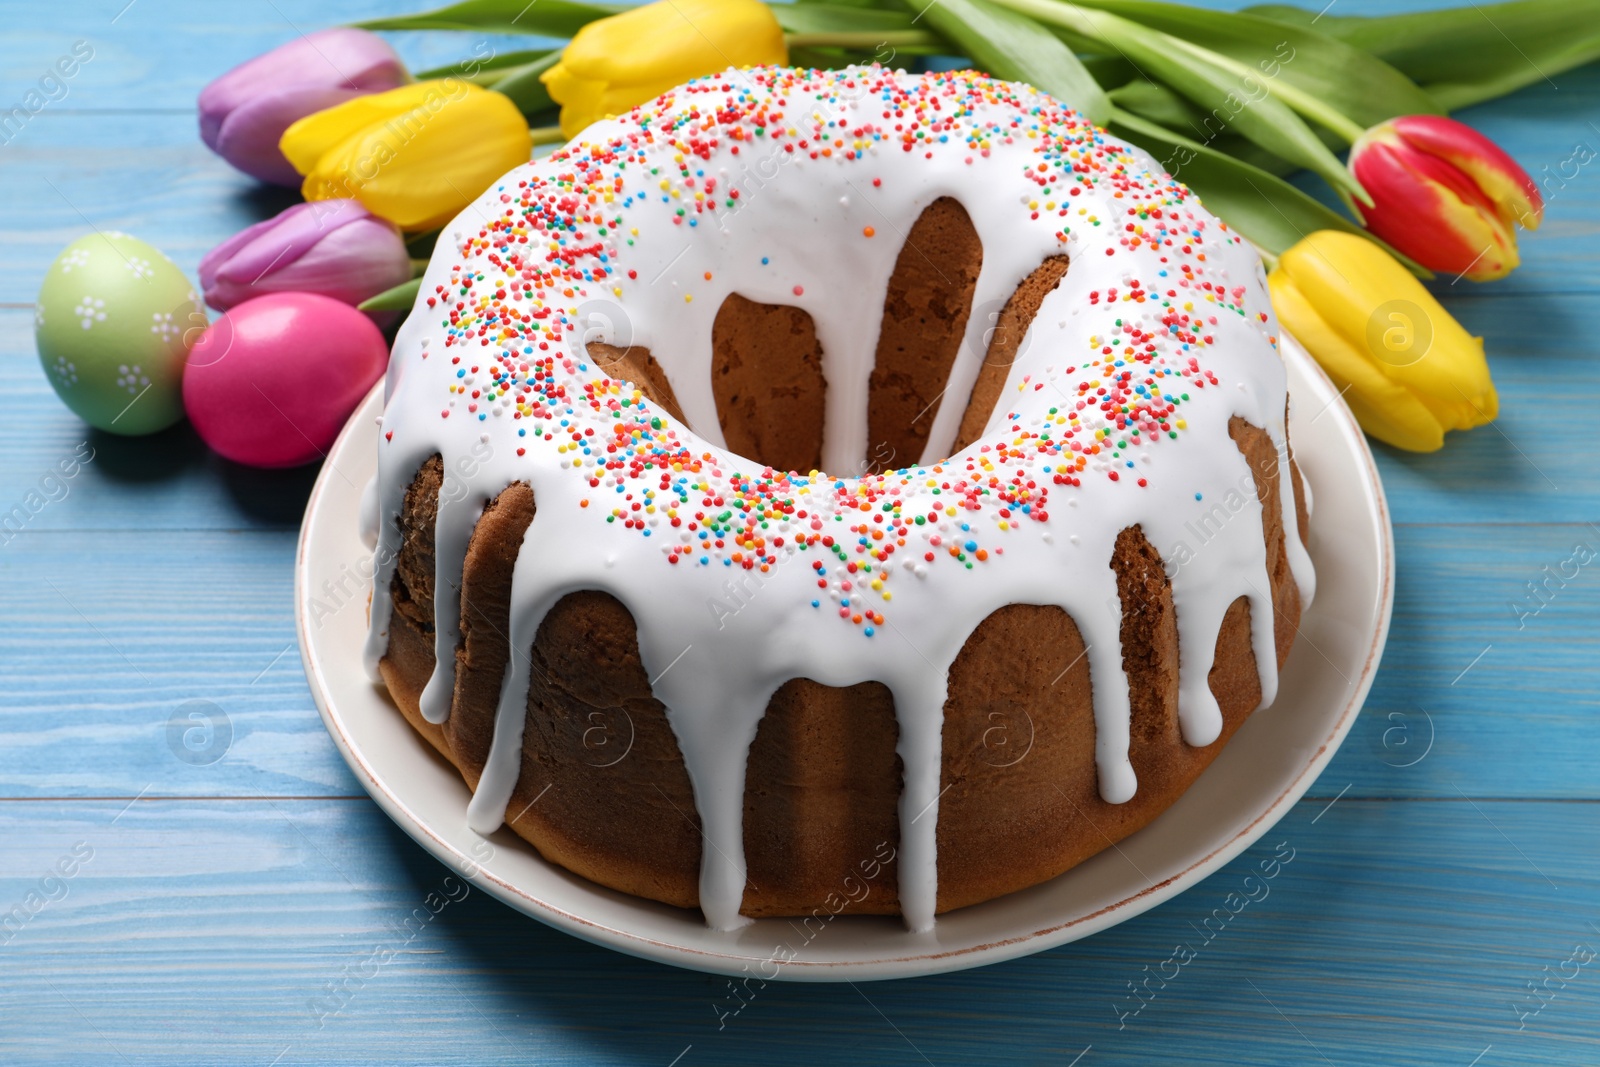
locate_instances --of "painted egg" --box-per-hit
[35,231,205,435]
[183,292,388,468]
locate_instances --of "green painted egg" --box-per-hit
[35,231,206,435]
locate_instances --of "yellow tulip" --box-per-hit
[280,80,532,232]
[1268,230,1498,453]
[542,0,787,140]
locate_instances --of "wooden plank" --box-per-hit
[0,797,1594,1064]
[1320,522,1600,797]
[0,530,360,799]
[0,0,555,112]
[2,523,1595,800]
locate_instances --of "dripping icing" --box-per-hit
[363,66,1314,933]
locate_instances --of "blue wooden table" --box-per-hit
[3,1,1597,1063]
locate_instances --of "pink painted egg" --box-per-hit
[183,292,388,468]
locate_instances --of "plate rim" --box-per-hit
[295,334,1394,981]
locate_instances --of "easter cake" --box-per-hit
[364,66,1314,930]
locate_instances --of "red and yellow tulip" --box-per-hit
[1349,115,1543,282]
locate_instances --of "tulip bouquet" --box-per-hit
[194,0,1600,452]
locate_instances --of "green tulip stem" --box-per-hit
[529,125,566,146]
[359,276,423,313]
[1161,36,1368,145]
[783,30,942,49]
[410,258,431,277]
[988,0,1368,145]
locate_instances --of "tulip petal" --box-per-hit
[291,80,532,231]
[200,214,285,296]
[1269,270,1446,452]
[1352,136,1519,280]
[259,219,414,306]
[1270,230,1500,451]
[200,28,408,184]
[543,0,786,138]
[199,29,407,138]
[543,63,609,139]
[1340,390,1446,454]
[213,87,372,186]
[1393,114,1543,231]
[1281,231,1496,407]
[282,82,454,175]
[201,201,409,311]
[561,0,785,85]
[210,201,371,289]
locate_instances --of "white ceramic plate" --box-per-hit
[296,333,1392,982]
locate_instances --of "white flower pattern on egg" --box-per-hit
[52,356,78,387]
[115,363,150,394]
[60,248,90,273]
[150,311,180,342]
[124,256,154,280]
[74,296,106,329]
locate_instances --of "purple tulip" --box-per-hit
[199,28,409,186]
[199,200,414,311]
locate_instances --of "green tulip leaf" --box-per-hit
[990,0,1366,202]
[359,277,425,313]
[773,4,921,34]
[1108,77,1334,174]
[1202,131,1301,178]
[1108,77,1211,131]
[776,4,943,54]
[797,0,907,9]
[905,0,1112,124]
[1071,0,1441,127]
[1082,54,1139,87]
[489,50,563,116]
[353,0,622,37]
[412,48,554,82]
[1246,0,1600,110]
[1109,107,1429,276]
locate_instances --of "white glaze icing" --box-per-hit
[362,67,1315,933]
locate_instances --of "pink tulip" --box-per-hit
[199,28,408,186]
[1349,115,1543,282]
[199,200,413,311]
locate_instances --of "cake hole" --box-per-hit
[588,341,688,425]
[866,196,982,474]
[711,294,827,474]
[952,254,1070,453]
